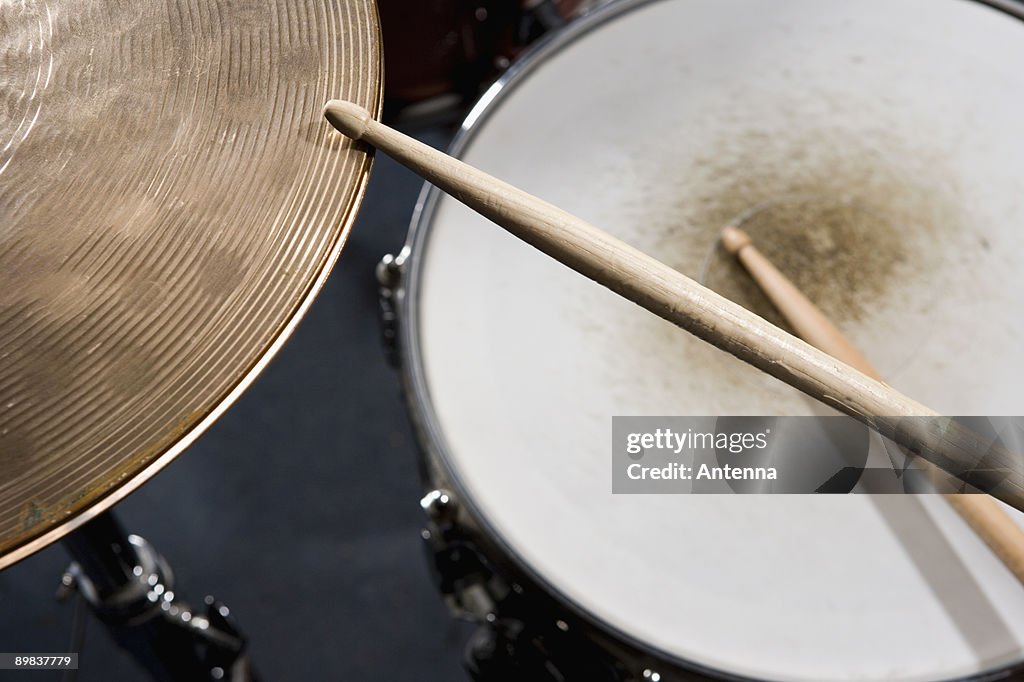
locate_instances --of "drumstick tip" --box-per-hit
[720,225,753,254]
[323,99,371,140]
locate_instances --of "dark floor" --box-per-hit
[0,124,476,681]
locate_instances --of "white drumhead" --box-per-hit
[413,1,1024,679]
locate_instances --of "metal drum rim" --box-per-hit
[396,0,1024,679]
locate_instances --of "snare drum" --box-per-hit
[385,1,1024,679]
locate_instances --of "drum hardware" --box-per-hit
[325,98,1024,508]
[418,489,627,681]
[420,489,505,621]
[376,250,411,368]
[58,511,255,682]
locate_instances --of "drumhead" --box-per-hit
[402,1,1024,679]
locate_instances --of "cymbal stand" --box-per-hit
[58,511,256,682]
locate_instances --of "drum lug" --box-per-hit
[420,488,457,523]
[419,489,508,622]
[376,249,409,367]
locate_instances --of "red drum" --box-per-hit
[378,0,588,115]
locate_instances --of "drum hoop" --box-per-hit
[396,0,1024,679]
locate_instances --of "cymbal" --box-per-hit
[0,0,382,567]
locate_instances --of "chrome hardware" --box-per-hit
[60,512,254,681]
[376,249,408,367]
[420,488,457,524]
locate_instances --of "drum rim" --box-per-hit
[396,0,1024,679]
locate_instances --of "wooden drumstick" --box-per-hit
[322,99,1024,511]
[721,225,1024,585]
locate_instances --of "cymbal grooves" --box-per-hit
[0,0,382,565]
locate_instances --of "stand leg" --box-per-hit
[61,511,256,682]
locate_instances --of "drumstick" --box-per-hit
[721,224,1024,585]
[322,99,1024,511]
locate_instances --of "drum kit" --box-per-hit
[4,0,1024,680]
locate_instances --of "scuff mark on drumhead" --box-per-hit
[568,122,976,414]
[651,126,967,330]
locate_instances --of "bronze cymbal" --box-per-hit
[0,0,382,567]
